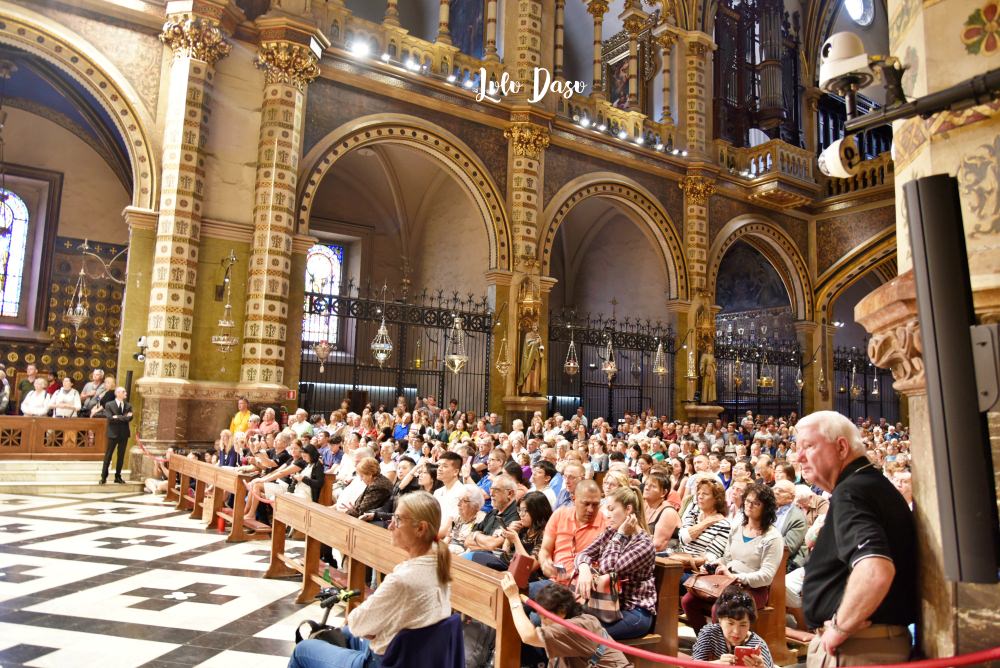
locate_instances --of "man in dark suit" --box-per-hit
[100,386,133,485]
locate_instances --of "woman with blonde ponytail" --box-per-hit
[572,485,658,640]
[289,491,451,668]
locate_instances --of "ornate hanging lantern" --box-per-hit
[871,373,880,396]
[413,336,423,369]
[445,316,469,374]
[370,284,393,367]
[600,335,617,384]
[312,339,333,373]
[495,334,511,376]
[652,339,667,377]
[795,367,804,390]
[849,363,862,399]
[563,327,580,376]
[818,365,828,394]
[211,250,239,356]
[64,268,90,343]
[757,350,775,389]
[733,355,743,389]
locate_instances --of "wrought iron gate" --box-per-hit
[299,284,493,417]
[713,335,802,421]
[833,346,900,423]
[547,311,676,422]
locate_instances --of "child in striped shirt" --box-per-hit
[691,585,773,667]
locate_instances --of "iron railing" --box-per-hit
[833,346,900,423]
[547,310,676,423]
[713,334,802,422]
[299,281,494,418]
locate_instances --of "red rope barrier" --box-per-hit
[521,597,1000,668]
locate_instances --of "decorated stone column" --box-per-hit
[587,0,609,100]
[436,0,451,45]
[680,174,715,293]
[655,30,677,123]
[503,113,551,423]
[138,0,237,450]
[503,0,546,88]
[620,2,648,110]
[792,319,826,414]
[664,299,692,419]
[383,0,400,27]
[239,17,328,400]
[485,0,500,62]
[682,32,715,156]
[554,0,565,78]
[802,85,823,155]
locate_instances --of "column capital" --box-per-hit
[291,233,318,255]
[587,0,610,19]
[679,175,716,205]
[505,122,550,159]
[683,30,716,55]
[654,30,678,50]
[123,206,159,232]
[855,270,925,396]
[792,320,819,336]
[620,2,649,38]
[161,0,240,64]
[253,17,329,92]
[485,270,515,287]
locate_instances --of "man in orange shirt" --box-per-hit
[530,479,606,598]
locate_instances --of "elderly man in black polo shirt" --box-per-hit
[798,411,916,667]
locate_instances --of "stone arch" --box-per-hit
[814,227,896,323]
[708,215,813,320]
[298,114,512,272]
[539,173,689,301]
[0,2,158,209]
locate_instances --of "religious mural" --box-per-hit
[715,241,790,313]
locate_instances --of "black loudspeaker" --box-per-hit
[904,174,1000,583]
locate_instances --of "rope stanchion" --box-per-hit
[520,597,1000,668]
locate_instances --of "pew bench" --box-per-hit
[619,556,683,668]
[752,548,796,666]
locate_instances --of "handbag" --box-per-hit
[507,553,534,589]
[683,572,737,601]
[583,572,623,624]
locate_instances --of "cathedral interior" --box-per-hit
[0,0,999,665]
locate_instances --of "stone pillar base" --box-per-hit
[683,403,724,422]
[503,395,549,430]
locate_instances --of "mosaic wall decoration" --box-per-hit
[1,236,125,385]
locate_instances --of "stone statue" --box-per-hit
[699,346,718,404]
[517,322,544,395]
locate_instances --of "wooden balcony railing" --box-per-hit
[0,416,108,460]
[821,151,894,198]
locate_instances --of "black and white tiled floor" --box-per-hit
[0,491,336,668]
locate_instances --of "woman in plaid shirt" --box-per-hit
[574,486,657,640]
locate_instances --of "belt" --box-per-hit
[815,624,910,640]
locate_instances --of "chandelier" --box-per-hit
[211,250,238,355]
[495,333,511,376]
[445,316,469,375]
[370,284,393,367]
[652,339,668,377]
[600,334,617,384]
[313,339,333,373]
[757,350,775,389]
[563,327,580,376]
[64,267,89,343]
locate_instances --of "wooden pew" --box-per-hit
[167,454,215,522]
[753,548,795,665]
[267,494,522,668]
[214,467,263,542]
[619,556,683,668]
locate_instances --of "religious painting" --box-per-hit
[450,0,486,59]
[601,27,655,114]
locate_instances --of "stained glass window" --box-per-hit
[303,243,345,343]
[0,189,30,318]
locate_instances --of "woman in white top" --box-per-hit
[50,377,82,417]
[20,378,51,416]
[288,491,452,668]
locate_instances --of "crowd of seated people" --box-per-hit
[154,395,912,665]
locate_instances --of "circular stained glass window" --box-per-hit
[845,0,875,27]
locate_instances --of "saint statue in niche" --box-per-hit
[517,321,544,395]
[699,344,718,404]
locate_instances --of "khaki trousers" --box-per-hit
[806,625,911,668]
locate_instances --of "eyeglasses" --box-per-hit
[457,498,471,505]
[744,498,763,508]
[390,513,418,526]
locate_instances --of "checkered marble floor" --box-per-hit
[0,491,314,668]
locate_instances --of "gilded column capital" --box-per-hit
[623,14,648,37]
[255,41,322,91]
[587,0,610,18]
[687,41,710,57]
[680,175,716,205]
[655,31,678,51]
[160,15,231,64]
[505,123,550,159]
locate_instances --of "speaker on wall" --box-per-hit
[904,174,1000,583]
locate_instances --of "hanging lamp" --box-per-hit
[563,327,580,376]
[445,316,469,374]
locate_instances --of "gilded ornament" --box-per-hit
[6,352,16,362]
[687,41,710,57]
[255,41,322,92]
[505,123,550,159]
[680,176,716,205]
[656,32,677,51]
[160,15,232,64]
[623,15,647,37]
[587,0,610,18]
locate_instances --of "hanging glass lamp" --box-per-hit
[600,335,617,384]
[563,329,580,376]
[871,374,880,396]
[312,339,332,373]
[445,316,469,375]
[795,367,804,390]
[494,333,511,376]
[371,317,393,367]
[652,340,667,377]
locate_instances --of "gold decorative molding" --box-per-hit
[655,32,678,50]
[680,175,715,205]
[855,270,925,395]
[505,122,550,159]
[255,41,322,91]
[160,15,232,64]
[587,0,610,18]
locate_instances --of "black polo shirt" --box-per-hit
[475,499,520,536]
[802,457,917,628]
